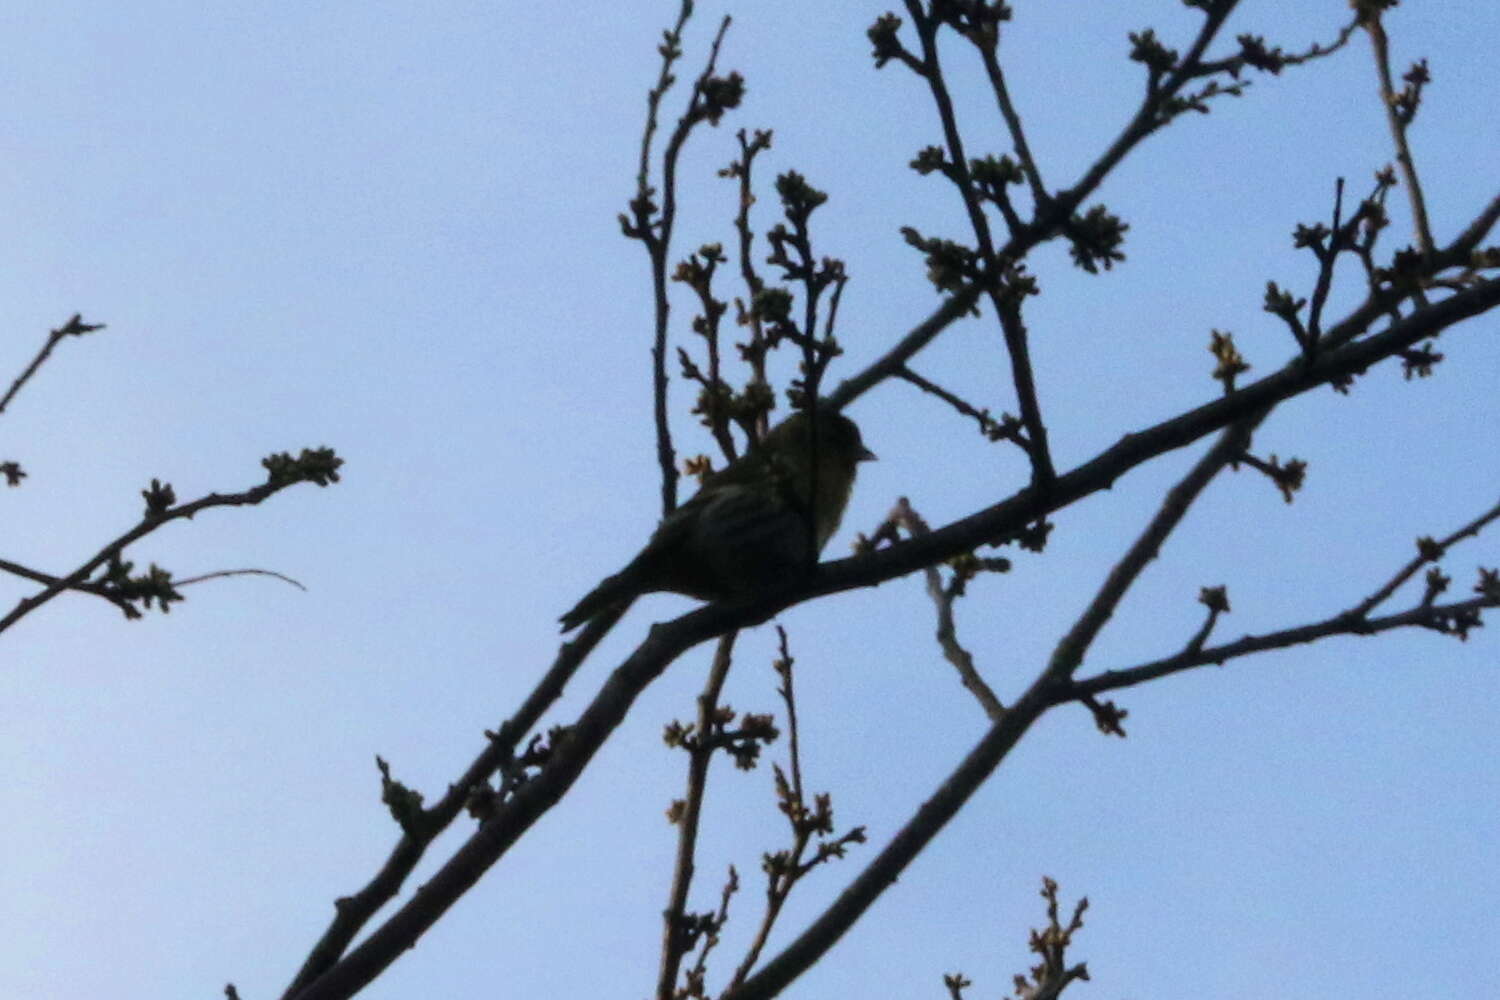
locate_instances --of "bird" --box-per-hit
[559,410,875,631]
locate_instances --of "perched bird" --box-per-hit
[559,410,875,631]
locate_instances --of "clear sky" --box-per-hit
[2,3,1496,999]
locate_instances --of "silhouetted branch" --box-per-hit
[0,314,105,417]
[1070,593,1494,700]
[0,448,340,636]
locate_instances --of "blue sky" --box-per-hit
[1,3,1496,999]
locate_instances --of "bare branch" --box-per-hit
[729,627,864,988]
[832,2,1253,417]
[0,556,140,618]
[1362,14,1435,260]
[1070,593,1494,701]
[1042,419,1258,737]
[623,4,740,516]
[975,41,1047,209]
[1437,190,1500,268]
[285,268,1500,1000]
[279,602,624,998]
[0,449,340,636]
[174,568,308,591]
[827,282,983,410]
[657,632,738,1000]
[889,497,1005,720]
[1060,2,1240,225]
[0,314,105,417]
[724,674,1051,1000]
[1190,15,1359,80]
[1008,877,1091,1000]
[903,1,1054,484]
[1347,496,1500,618]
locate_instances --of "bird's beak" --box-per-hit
[858,446,877,462]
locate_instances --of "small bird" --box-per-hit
[559,410,875,631]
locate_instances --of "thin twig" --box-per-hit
[729,628,861,988]
[656,631,737,1000]
[175,568,307,590]
[0,556,138,618]
[830,3,1246,416]
[1347,496,1500,618]
[0,559,301,618]
[278,602,625,998]
[0,314,105,416]
[724,664,1053,1000]
[634,5,694,227]
[776,628,804,808]
[651,14,735,516]
[975,39,1047,208]
[1,476,315,636]
[1070,593,1494,700]
[1436,190,1500,269]
[890,497,1004,720]
[1063,2,1240,215]
[1305,177,1346,346]
[682,865,738,994]
[827,283,983,410]
[905,2,1054,485]
[730,128,773,438]
[893,366,992,434]
[1364,14,1434,261]
[1046,418,1260,681]
[1190,15,1359,79]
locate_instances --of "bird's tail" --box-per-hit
[559,567,639,632]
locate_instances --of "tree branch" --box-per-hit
[656,631,737,1000]
[1363,13,1435,261]
[831,2,1248,416]
[1045,418,1259,682]
[278,602,624,998]
[1069,594,1494,700]
[0,314,105,417]
[0,449,340,636]
[1348,497,1500,618]
[284,269,1499,1000]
